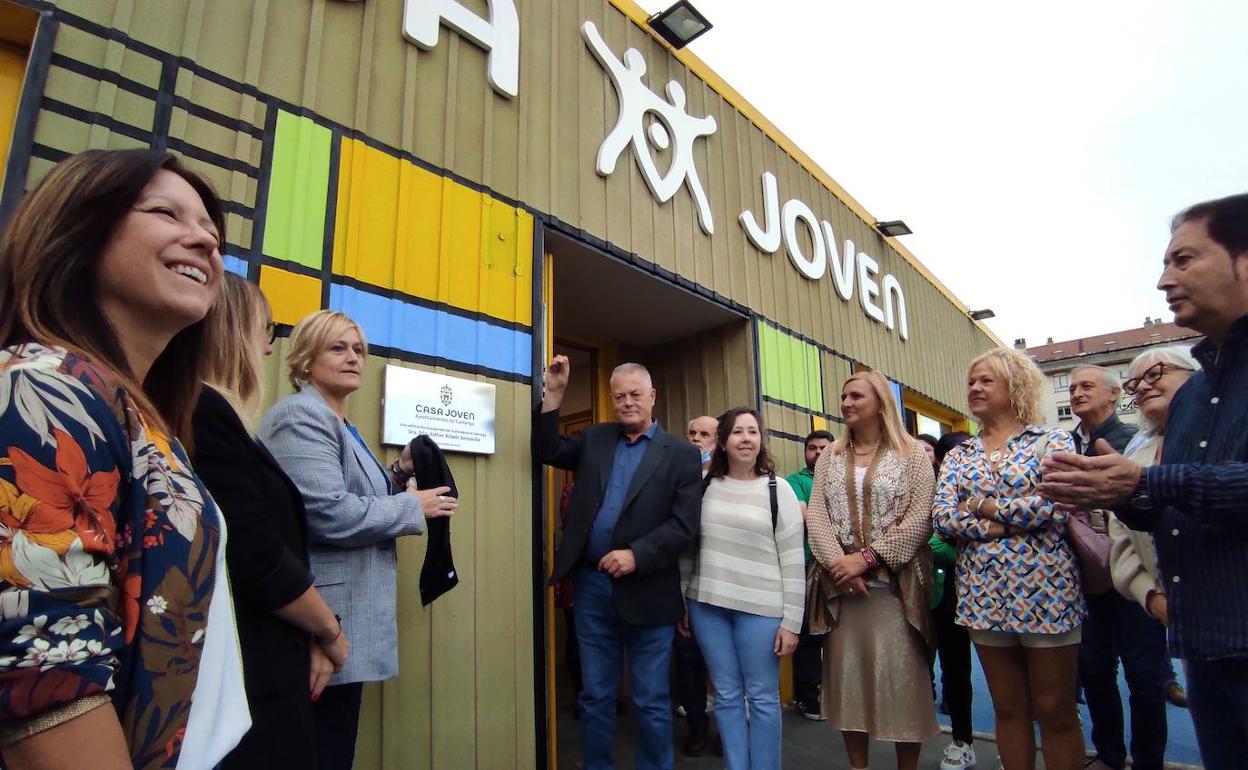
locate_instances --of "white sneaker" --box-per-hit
[675,705,687,717]
[940,740,976,770]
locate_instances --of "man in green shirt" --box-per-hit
[786,429,833,720]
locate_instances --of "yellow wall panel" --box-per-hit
[259,265,322,325]
[334,137,401,289]
[333,137,534,328]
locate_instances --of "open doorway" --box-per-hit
[540,228,752,766]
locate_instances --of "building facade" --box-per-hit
[1024,317,1201,430]
[0,1,999,766]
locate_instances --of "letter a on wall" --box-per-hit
[404,0,520,97]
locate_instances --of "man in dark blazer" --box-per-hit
[538,356,702,770]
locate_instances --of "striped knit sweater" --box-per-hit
[683,475,806,633]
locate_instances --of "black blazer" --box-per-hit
[191,387,316,698]
[537,408,702,625]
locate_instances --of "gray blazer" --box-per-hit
[258,386,425,684]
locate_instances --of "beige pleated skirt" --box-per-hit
[822,585,940,743]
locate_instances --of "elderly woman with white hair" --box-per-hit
[1110,346,1198,706]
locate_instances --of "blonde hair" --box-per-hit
[286,310,368,390]
[967,347,1044,426]
[201,273,270,422]
[832,370,913,457]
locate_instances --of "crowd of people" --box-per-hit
[0,150,1243,770]
[540,190,1248,770]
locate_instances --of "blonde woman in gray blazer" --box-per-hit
[258,310,457,770]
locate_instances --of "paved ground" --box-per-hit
[555,704,1004,769]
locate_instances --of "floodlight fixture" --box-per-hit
[647,1,713,50]
[875,220,913,237]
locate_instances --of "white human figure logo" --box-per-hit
[581,21,718,235]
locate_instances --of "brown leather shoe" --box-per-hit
[683,721,709,757]
[1167,681,1189,708]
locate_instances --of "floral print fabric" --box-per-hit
[0,344,219,769]
[932,426,1086,634]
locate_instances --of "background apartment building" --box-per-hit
[1024,318,1201,429]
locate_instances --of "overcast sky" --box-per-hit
[645,0,1248,347]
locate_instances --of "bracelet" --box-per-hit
[860,548,878,570]
[317,614,343,647]
[390,458,413,482]
[974,497,988,515]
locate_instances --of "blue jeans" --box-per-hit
[573,568,675,770]
[688,600,782,770]
[1077,591,1168,770]
[1184,656,1248,770]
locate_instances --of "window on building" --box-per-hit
[1057,404,1073,420]
[1053,373,1068,391]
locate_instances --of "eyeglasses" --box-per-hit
[1122,362,1192,396]
[266,321,278,345]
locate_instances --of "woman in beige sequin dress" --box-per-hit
[806,370,938,770]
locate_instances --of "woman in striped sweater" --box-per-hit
[682,406,805,770]
[807,371,937,770]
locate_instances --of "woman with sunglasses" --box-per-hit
[1109,346,1198,715]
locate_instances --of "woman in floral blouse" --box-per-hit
[933,347,1086,770]
[806,371,937,770]
[0,150,247,769]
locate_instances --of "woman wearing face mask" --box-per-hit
[933,347,1085,770]
[258,310,457,770]
[683,407,804,770]
[806,371,937,770]
[0,150,247,770]
[190,275,351,768]
[1109,347,1198,715]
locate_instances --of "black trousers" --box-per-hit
[222,683,318,769]
[313,681,364,770]
[674,631,708,726]
[792,629,824,705]
[933,572,974,744]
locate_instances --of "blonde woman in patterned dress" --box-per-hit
[933,347,1086,770]
[806,371,937,770]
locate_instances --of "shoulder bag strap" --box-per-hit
[768,470,779,531]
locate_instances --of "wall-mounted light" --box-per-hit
[875,220,912,237]
[969,309,996,321]
[647,1,713,50]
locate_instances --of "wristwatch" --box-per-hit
[1130,468,1153,510]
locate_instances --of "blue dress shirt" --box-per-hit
[1119,313,1248,660]
[585,421,660,563]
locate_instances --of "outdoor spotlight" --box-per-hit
[969,309,996,321]
[875,220,913,237]
[647,1,713,50]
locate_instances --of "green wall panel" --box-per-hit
[262,110,332,269]
[757,320,823,413]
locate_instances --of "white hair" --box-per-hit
[610,362,652,389]
[1128,345,1199,435]
[1070,364,1119,392]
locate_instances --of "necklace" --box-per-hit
[981,435,1009,466]
[848,437,879,460]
